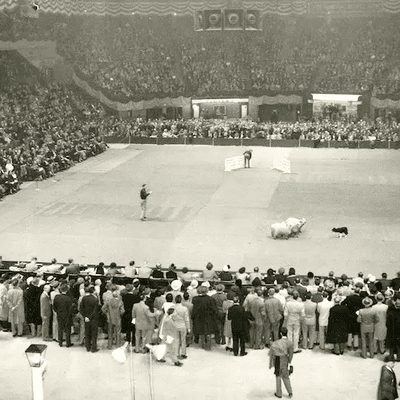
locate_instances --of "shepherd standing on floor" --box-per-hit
[140,184,152,221]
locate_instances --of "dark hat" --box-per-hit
[267,268,276,275]
[384,355,396,363]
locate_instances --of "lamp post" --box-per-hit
[25,344,47,400]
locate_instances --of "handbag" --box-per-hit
[289,365,294,375]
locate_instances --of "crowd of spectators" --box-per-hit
[0,52,108,200]
[1,11,400,99]
[100,115,400,143]
[1,260,400,365]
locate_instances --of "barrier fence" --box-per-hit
[104,136,400,149]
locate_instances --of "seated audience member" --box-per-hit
[390,272,400,292]
[235,267,249,283]
[275,267,287,285]
[379,273,391,292]
[40,258,64,274]
[202,262,219,281]
[179,267,192,282]
[124,261,136,278]
[137,261,152,279]
[263,268,276,285]
[220,265,233,281]
[94,262,105,275]
[107,262,121,276]
[166,264,178,280]
[65,258,81,275]
[353,272,364,286]
[151,263,164,279]
[249,267,263,284]
[306,272,315,287]
[24,257,39,272]
[286,267,297,286]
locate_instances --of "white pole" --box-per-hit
[31,367,44,400]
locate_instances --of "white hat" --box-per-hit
[201,281,210,288]
[170,280,182,291]
[223,265,229,272]
[368,275,376,283]
[27,277,34,285]
[189,279,198,289]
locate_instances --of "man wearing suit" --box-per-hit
[53,283,74,347]
[40,284,52,341]
[269,327,294,399]
[80,286,100,352]
[132,294,156,353]
[228,296,248,356]
[377,354,399,400]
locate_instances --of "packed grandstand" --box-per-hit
[1,1,400,200]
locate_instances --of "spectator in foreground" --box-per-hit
[53,283,75,348]
[269,327,293,399]
[377,355,398,400]
[228,296,248,357]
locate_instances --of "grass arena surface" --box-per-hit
[1,144,400,277]
[1,144,400,399]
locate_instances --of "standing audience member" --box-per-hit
[377,355,398,400]
[326,297,350,355]
[102,287,124,350]
[158,307,183,366]
[358,297,380,359]
[53,283,75,348]
[222,292,235,351]
[342,287,363,351]
[302,292,317,350]
[284,291,305,353]
[316,292,333,350]
[373,293,388,355]
[7,279,24,337]
[173,294,190,359]
[264,288,284,347]
[121,283,139,345]
[385,293,400,360]
[269,327,294,399]
[211,284,227,345]
[191,285,219,350]
[248,288,265,349]
[25,277,43,338]
[0,277,10,332]
[40,284,52,342]
[80,286,100,352]
[132,293,156,354]
[228,296,248,357]
[182,291,193,346]
[50,280,60,342]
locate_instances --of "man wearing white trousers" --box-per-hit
[284,291,305,354]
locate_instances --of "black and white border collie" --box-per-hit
[332,227,348,238]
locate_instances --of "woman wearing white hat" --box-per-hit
[167,280,183,302]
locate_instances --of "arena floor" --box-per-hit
[1,144,400,278]
[1,144,400,399]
